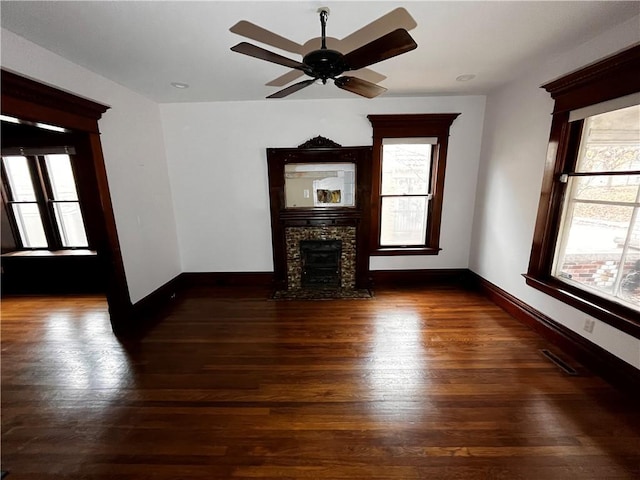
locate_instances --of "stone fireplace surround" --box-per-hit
[285,226,356,290]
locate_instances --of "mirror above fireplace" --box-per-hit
[284,162,356,209]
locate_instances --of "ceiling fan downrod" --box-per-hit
[303,8,347,83]
[319,9,328,50]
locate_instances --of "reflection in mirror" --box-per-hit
[284,163,356,208]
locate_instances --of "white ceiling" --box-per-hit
[1,1,638,103]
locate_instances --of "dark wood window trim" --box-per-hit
[367,114,460,256]
[526,45,640,339]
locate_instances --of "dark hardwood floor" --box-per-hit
[2,285,639,479]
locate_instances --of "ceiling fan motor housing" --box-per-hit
[303,49,348,81]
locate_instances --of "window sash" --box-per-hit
[552,173,639,312]
[52,200,89,248]
[380,195,430,246]
[10,202,48,248]
[552,104,640,313]
[1,153,88,250]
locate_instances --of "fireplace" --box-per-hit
[300,240,341,288]
[284,226,357,290]
[266,137,373,295]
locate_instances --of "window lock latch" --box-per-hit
[559,173,569,184]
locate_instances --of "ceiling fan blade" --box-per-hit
[266,70,305,87]
[338,8,417,53]
[335,76,387,99]
[267,79,316,99]
[230,21,304,55]
[231,42,306,70]
[347,68,387,85]
[343,29,417,71]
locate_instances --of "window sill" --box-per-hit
[371,247,441,256]
[523,274,640,339]
[1,249,97,258]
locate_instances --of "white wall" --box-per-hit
[470,16,640,368]
[159,95,485,273]
[1,29,181,304]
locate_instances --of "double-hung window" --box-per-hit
[526,45,640,336]
[553,104,640,309]
[1,148,89,250]
[379,138,434,246]
[368,114,459,255]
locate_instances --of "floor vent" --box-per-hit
[540,349,579,376]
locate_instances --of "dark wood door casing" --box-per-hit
[1,69,131,331]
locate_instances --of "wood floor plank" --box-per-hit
[1,286,639,479]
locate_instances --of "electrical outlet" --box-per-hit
[583,317,595,334]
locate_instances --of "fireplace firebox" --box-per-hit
[301,240,342,288]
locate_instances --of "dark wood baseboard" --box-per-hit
[181,270,469,289]
[179,272,274,288]
[131,275,181,316]
[370,268,470,287]
[113,274,182,338]
[468,271,640,397]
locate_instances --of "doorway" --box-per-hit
[1,69,131,331]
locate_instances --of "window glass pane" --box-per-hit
[11,203,47,248]
[381,143,431,195]
[575,105,640,173]
[573,174,639,203]
[380,196,428,246]
[618,215,640,306]
[2,156,36,201]
[53,202,88,247]
[553,190,638,309]
[45,154,79,200]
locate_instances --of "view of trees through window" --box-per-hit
[553,105,640,310]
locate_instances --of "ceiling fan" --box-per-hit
[230,8,418,99]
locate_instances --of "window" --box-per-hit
[368,114,459,255]
[1,149,89,250]
[553,105,639,310]
[526,44,640,337]
[379,138,433,246]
